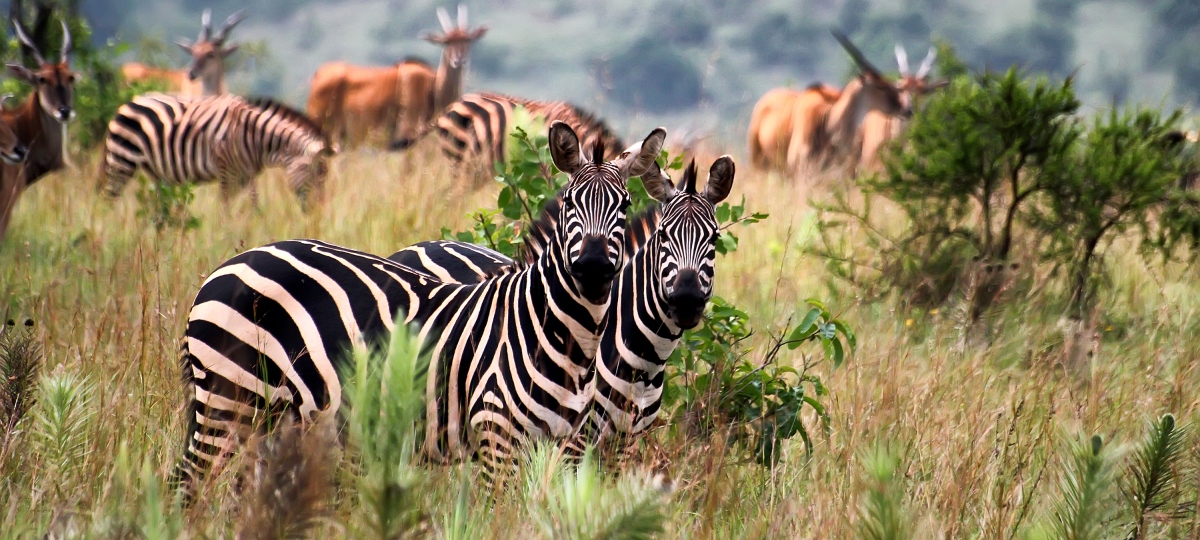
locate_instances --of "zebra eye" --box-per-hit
[710,231,721,244]
[619,200,630,212]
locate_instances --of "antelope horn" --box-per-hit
[436,7,453,33]
[832,30,882,77]
[59,19,70,63]
[214,9,247,43]
[11,17,45,65]
[916,46,937,79]
[894,44,909,75]
[199,9,211,41]
[458,4,468,28]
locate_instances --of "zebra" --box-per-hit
[172,122,667,498]
[436,92,625,172]
[100,93,336,208]
[389,156,737,456]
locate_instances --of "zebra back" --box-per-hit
[435,92,625,169]
[101,93,334,206]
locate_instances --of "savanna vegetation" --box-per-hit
[3,1,1200,539]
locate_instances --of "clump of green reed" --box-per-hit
[342,319,432,539]
[855,444,912,540]
[32,367,95,497]
[522,444,669,540]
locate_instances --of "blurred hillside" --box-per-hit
[78,0,1199,144]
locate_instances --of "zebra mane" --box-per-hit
[245,96,330,142]
[479,198,662,279]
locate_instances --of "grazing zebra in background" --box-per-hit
[172,122,666,498]
[100,93,335,207]
[389,156,737,456]
[436,92,625,174]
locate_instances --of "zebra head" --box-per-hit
[548,121,666,304]
[642,156,736,329]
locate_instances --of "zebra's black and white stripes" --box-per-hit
[100,93,335,206]
[436,92,625,169]
[390,157,737,451]
[586,157,735,444]
[173,122,666,496]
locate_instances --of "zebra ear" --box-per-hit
[702,155,736,205]
[640,161,675,202]
[548,121,585,175]
[614,127,666,179]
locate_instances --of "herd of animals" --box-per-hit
[11,5,1187,501]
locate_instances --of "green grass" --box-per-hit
[2,139,1200,538]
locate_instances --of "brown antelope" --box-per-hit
[857,45,947,174]
[305,5,486,149]
[0,17,76,241]
[120,9,246,96]
[783,31,920,181]
[747,83,840,172]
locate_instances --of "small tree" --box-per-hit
[1029,108,1186,320]
[815,68,1081,311]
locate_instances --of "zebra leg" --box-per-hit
[98,150,138,198]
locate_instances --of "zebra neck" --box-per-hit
[608,237,680,369]
[591,238,680,437]
[538,235,609,357]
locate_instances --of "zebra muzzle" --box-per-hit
[570,236,617,303]
[667,270,707,329]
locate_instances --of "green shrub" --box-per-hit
[814,68,1081,313]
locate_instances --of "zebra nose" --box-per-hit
[570,235,617,301]
[667,270,707,329]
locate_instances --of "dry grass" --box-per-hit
[1,137,1199,538]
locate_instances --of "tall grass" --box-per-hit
[1,139,1199,537]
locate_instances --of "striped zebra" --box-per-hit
[100,93,335,207]
[390,156,736,453]
[436,92,625,171]
[173,122,667,497]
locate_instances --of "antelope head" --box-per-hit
[832,30,910,119]
[894,44,949,105]
[424,5,488,69]
[6,18,78,123]
[176,9,246,83]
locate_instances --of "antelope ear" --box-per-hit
[5,64,36,84]
[640,161,675,202]
[175,39,193,54]
[548,121,585,175]
[614,127,666,178]
[221,43,240,57]
[470,26,489,40]
[703,155,736,205]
